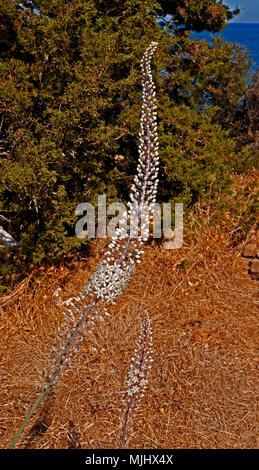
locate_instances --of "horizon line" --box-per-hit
[229,21,259,24]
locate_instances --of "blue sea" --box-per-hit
[191,23,259,73]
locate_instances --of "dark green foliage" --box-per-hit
[158,0,240,31]
[238,73,259,159]
[158,104,236,206]
[214,70,259,166]
[0,0,254,290]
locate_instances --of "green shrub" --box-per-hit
[0,0,254,291]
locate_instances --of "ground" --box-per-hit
[0,221,258,449]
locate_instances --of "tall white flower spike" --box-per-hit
[82,41,159,305]
[10,42,159,449]
[118,310,153,449]
[47,41,159,381]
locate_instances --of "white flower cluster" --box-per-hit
[124,310,153,398]
[84,42,159,301]
[83,236,145,302]
[13,43,160,449]
[117,310,153,448]
[48,41,159,383]
[129,40,159,238]
[84,258,134,303]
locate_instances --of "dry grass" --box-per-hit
[0,220,258,449]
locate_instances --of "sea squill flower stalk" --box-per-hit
[117,310,153,449]
[9,41,159,448]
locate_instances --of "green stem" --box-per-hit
[9,384,51,449]
[9,298,98,448]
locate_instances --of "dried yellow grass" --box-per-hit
[0,222,258,449]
